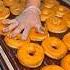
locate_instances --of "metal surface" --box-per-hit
[62,0,70,6]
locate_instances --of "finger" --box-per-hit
[22,26,30,40]
[36,23,44,34]
[2,19,17,24]
[3,21,19,32]
[10,23,25,37]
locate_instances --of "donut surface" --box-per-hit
[42,37,67,59]
[46,16,68,33]
[61,54,70,70]
[29,28,49,41]
[17,43,44,68]
[63,32,70,50]
[0,6,10,19]
[4,34,30,49]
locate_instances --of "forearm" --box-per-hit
[26,0,41,8]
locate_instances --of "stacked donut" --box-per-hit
[0,0,70,70]
[40,0,70,33]
[0,0,26,19]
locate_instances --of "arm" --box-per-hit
[3,0,43,40]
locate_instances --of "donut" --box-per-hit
[63,13,70,28]
[4,34,30,49]
[53,5,69,18]
[46,16,68,33]
[40,7,55,22]
[29,28,49,41]
[10,2,24,15]
[61,54,70,70]
[63,32,70,50]
[42,37,67,59]
[40,14,48,22]
[0,6,10,20]
[41,65,64,70]
[17,43,44,68]
[44,0,59,9]
[3,0,17,7]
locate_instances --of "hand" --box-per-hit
[2,6,43,40]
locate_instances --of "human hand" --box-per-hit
[2,6,43,40]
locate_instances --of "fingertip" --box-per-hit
[2,19,9,24]
[3,28,9,32]
[37,27,44,34]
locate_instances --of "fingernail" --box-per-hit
[3,28,9,32]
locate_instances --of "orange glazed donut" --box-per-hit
[52,5,70,18]
[61,54,70,70]
[42,37,67,59]
[41,65,64,70]
[17,43,44,68]
[29,28,49,41]
[40,7,55,22]
[63,32,70,50]
[0,6,10,19]
[4,34,30,49]
[46,16,68,33]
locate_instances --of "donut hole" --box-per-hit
[28,46,36,56]
[29,51,35,56]
[52,46,57,49]
[29,52,35,56]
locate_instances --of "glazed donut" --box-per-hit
[61,54,70,70]
[17,43,44,68]
[63,32,70,50]
[3,0,17,7]
[4,34,30,49]
[41,65,64,70]
[29,28,49,41]
[0,6,10,20]
[40,7,55,22]
[10,2,23,15]
[46,16,68,33]
[42,37,67,59]
[53,5,69,18]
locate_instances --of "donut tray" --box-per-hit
[0,1,70,70]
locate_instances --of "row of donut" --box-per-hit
[40,0,70,33]
[0,0,26,19]
[4,32,70,70]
